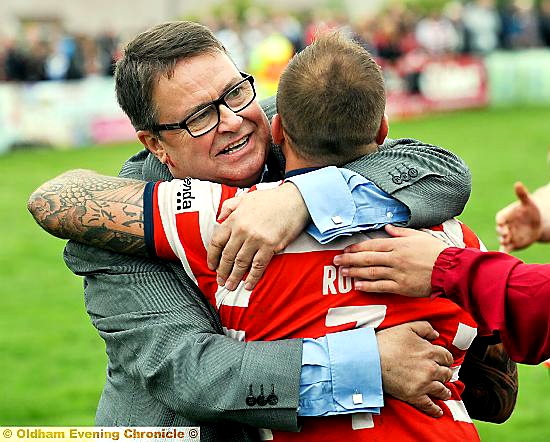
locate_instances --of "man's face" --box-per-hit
[145,51,271,187]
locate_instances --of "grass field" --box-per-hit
[1,105,550,439]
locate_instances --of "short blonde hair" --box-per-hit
[276,32,385,164]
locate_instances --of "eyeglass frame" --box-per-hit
[150,72,256,138]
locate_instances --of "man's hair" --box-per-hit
[276,32,386,165]
[115,21,226,133]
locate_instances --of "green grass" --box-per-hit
[1,106,550,439]
[0,143,139,424]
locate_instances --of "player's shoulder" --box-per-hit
[423,218,482,249]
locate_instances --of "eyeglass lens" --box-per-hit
[186,78,255,136]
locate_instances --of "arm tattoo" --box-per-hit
[28,170,148,255]
[460,339,518,423]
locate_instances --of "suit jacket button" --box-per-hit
[246,385,256,406]
[267,394,279,405]
[257,394,267,406]
[392,176,402,185]
[408,167,419,178]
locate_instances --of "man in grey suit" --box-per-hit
[28,21,516,439]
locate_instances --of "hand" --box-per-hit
[377,321,454,418]
[207,183,310,291]
[333,225,448,297]
[495,182,542,252]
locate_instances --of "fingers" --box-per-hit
[214,235,246,288]
[496,223,509,239]
[384,224,426,238]
[431,345,454,368]
[340,265,393,281]
[214,237,276,291]
[207,225,231,271]
[496,214,515,252]
[352,279,400,293]
[334,250,392,268]
[342,228,435,254]
[218,196,241,222]
[408,395,444,418]
[426,380,452,401]
[408,320,439,341]
[222,253,252,291]
[514,181,531,205]
[344,238,396,254]
[495,208,508,226]
[244,249,274,290]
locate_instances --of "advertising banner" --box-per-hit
[485,49,550,105]
[385,54,489,119]
[0,78,135,154]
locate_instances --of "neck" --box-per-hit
[282,141,379,174]
[283,154,323,173]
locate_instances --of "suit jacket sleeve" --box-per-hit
[64,149,303,430]
[343,138,472,227]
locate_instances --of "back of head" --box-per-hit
[115,21,226,133]
[276,32,385,165]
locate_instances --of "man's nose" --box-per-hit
[217,105,243,132]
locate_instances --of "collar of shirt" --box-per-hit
[284,167,322,179]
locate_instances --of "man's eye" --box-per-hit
[226,86,243,101]
[188,106,215,127]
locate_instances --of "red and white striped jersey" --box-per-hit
[146,178,484,442]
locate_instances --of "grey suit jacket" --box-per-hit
[64,96,471,441]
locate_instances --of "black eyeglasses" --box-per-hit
[151,72,256,137]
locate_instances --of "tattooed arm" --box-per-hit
[460,339,518,423]
[28,169,148,255]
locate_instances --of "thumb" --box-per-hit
[384,224,424,238]
[409,321,439,341]
[514,182,532,206]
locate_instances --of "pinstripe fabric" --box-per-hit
[63,96,471,440]
[345,138,471,227]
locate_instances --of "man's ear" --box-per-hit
[137,130,167,164]
[271,114,285,145]
[375,113,389,145]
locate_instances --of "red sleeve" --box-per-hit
[148,181,239,260]
[432,247,550,364]
[151,182,178,260]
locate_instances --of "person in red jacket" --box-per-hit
[334,181,550,365]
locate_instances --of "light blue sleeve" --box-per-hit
[287,166,410,244]
[298,328,383,416]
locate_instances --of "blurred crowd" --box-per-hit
[1,0,550,83]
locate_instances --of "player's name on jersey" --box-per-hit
[323,265,353,295]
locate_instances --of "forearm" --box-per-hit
[105,319,302,428]
[432,249,520,422]
[28,169,148,255]
[65,244,302,429]
[344,138,471,226]
[112,324,302,428]
[287,167,409,244]
[434,247,550,363]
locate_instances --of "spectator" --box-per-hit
[415,11,461,55]
[3,38,27,81]
[539,0,550,46]
[463,0,501,54]
[501,0,542,48]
